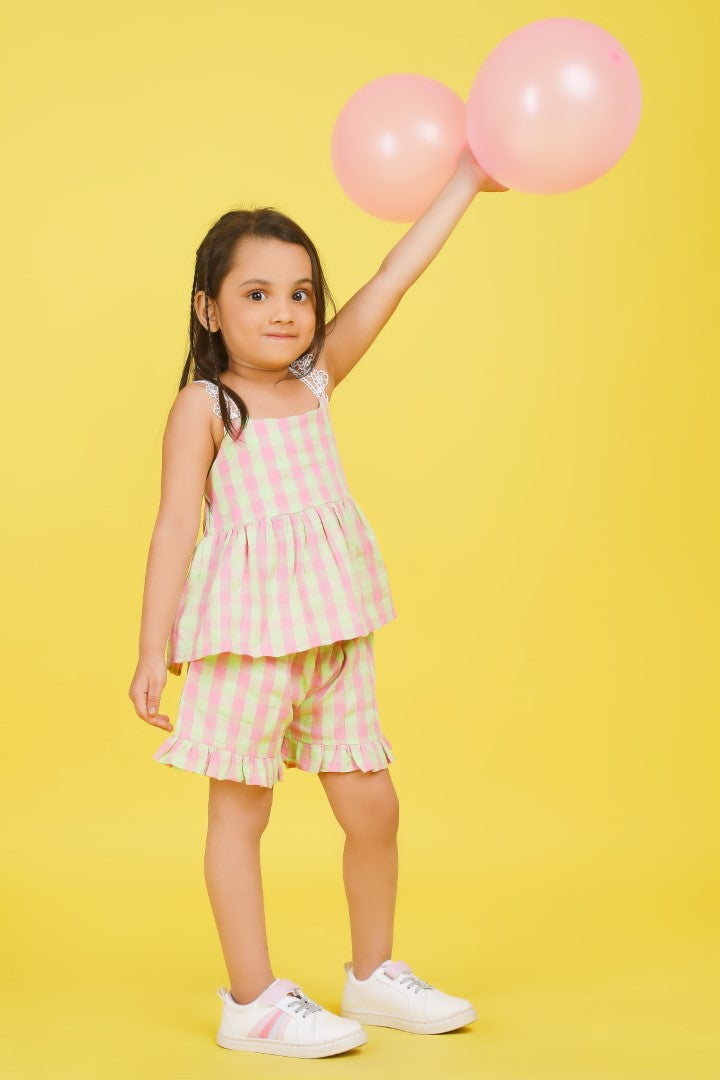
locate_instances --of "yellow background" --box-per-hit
[2,1,717,1076]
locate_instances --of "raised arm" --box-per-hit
[321,147,508,388]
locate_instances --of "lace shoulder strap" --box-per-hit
[193,379,241,421]
[288,357,330,401]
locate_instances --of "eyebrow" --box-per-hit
[239,277,314,287]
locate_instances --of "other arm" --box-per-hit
[128,385,218,730]
[322,147,508,388]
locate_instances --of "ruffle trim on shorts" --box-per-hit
[152,735,284,787]
[152,732,394,787]
[280,733,394,774]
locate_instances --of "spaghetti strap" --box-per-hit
[289,362,329,402]
[193,379,240,420]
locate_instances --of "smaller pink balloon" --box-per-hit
[466,17,643,194]
[331,74,467,222]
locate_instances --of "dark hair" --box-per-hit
[177,207,337,440]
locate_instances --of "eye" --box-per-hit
[247,289,311,302]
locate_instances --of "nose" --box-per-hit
[270,301,294,324]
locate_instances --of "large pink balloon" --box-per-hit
[331,74,467,222]
[466,18,642,194]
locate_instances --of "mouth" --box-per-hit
[264,333,296,339]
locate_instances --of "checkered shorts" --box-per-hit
[153,632,394,787]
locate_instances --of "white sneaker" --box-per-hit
[216,977,367,1058]
[340,959,478,1034]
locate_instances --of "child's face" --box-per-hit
[199,236,317,370]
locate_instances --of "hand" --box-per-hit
[129,655,173,732]
[455,145,509,193]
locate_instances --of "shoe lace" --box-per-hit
[286,989,323,1017]
[397,972,433,994]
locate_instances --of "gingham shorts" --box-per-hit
[153,632,394,787]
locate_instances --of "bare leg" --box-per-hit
[318,769,400,980]
[204,777,275,1004]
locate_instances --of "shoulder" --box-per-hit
[161,382,222,475]
[170,380,214,417]
[166,381,229,454]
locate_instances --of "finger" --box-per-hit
[145,702,171,727]
[131,702,170,727]
[146,685,170,728]
[147,688,168,722]
[141,696,172,729]
[130,690,171,728]
[147,714,173,732]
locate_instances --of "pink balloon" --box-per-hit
[466,18,643,194]
[331,74,467,222]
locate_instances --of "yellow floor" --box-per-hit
[4,855,716,1079]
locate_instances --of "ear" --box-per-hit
[194,290,220,332]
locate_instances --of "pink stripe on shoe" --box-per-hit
[248,1007,284,1039]
[267,1011,292,1039]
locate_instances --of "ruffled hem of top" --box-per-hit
[164,497,396,672]
[165,605,396,676]
[152,732,394,786]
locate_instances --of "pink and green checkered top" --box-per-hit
[165,356,397,676]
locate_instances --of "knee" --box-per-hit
[207,778,274,837]
[346,785,400,843]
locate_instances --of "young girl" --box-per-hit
[129,146,507,1059]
